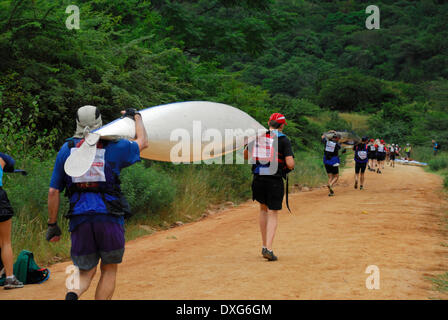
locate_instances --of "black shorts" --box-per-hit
[0,188,14,223]
[355,162,367,174]
[325,164,339,175]
[377,153,386,161]
[251,175,284,211]
[390,154,396,160]
[367,152,376,160]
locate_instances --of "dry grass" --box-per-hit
[339,113,370,132]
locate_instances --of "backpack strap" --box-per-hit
[285,175,291,213]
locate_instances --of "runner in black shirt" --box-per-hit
[245,113,294,262]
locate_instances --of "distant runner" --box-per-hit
[353,137,369,190]
[395,144,401,157]
[376,139,386,174]
[367,139,377,172]
[405,143,412,159]
[389,144,397,168]
[384,144,390,165]
[321,132,346,196]
[432,140,440,156]
[244,113,294,262]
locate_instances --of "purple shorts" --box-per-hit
[70,222,125,270]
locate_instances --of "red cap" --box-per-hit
[269,113,287,125]
[370,139,374,142]
[381,139,384,143]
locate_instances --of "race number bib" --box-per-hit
[252,136,274,162]
[325,141,336,153]
[370,145,376,151]
[378,145,384,152]
[358,151,367,160]
[70,148,106,183]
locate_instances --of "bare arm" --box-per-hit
[0,158,5,170]
[243,147,250,160]
[134,113,149,152]
[47,188,60,224]
[285,156,294,170]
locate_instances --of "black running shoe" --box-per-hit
[262,247,268,256]
[263,250,278,261]
[354,181,358,189]
[360,185,364,190]
[3,276,23,290]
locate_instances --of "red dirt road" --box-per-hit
[2,162,448,299]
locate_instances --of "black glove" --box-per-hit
[121,108,141,120]
[46,223,62,241]
[14,169,27,176]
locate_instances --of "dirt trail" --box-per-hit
[2,161,448,300]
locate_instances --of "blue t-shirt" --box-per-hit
[50,139,141,231]
[0,152,16,187]
[353,144,369,164]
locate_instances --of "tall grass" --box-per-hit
[431,272,448,294]
[412,146,448,191]
[429,156,448,172]
[412,146,438,164]
[289,152,327,187]
[339,113,370,134]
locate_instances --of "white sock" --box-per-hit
[6,275,15,280]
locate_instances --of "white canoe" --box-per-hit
[65,101,265,177]
[94,101,266,163]
[395,159,428,166]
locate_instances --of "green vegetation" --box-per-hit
[1,0,447,266]
[431,272,448,295]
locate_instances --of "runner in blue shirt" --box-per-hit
[46,106,148,300]
[353,137,369,190]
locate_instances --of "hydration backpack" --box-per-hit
[0,250,50,286]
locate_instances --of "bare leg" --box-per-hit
[0,219,14,277]
[259,204,268,248]
[69,266,97,298]
[95,262,118,300]
[360,172,365,186]
[330,174,339,187]
[266,211,278,251]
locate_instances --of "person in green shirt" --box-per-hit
[405,144,412,160]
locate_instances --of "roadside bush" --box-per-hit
[428,155,448,172]
[120,162,177,216]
